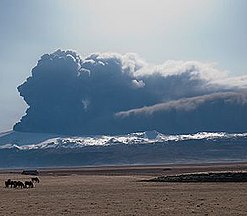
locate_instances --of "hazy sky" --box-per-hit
[0,0,247,132]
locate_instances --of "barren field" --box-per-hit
[1,163,247,216]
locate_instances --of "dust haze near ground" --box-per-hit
[0,163,247,216]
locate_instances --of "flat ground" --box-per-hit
[0,162,247,216]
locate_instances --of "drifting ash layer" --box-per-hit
[146,172,247,182]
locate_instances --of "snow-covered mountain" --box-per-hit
[0,130,247,168]
[1,130,247,150]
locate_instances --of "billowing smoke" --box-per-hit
[14,49,247,135]
[116,91,247,134]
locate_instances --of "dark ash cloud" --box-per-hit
[14,49,247,135]
[116,91,247,116]
[115,91,247,134]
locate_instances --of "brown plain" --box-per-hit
[1,162,247,216]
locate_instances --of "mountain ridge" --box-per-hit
[1,130,247,150]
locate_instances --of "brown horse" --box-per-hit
[31,177,40,183]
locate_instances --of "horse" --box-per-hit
[25,181,34,188]
[5,179,11,188]
[16,181,25,189]
[10,180,18,188]
[31,177,40,183]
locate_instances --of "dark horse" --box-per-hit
[31,177,40,183]
[10,180,18,188]
[5,179,11,188]
[25,181,34,188]
[16,181,25,188]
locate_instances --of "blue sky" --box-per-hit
[0,0,247,132]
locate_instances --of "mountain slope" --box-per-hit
[0,130,247,168]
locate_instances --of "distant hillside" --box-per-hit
[0,130,247,168]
